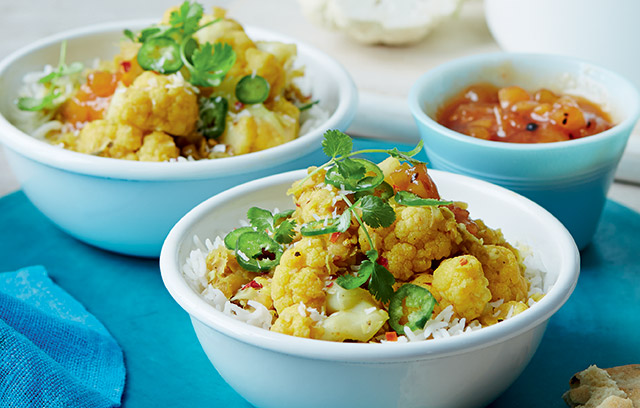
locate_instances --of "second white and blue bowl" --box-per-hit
[0,21,358,257]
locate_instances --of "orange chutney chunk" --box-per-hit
[60,60,142,129]
[435,83,613,143]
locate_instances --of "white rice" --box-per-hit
[182,234,548,343]
[183,235,273,330]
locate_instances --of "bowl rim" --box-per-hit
[407,51,640,151]
[0,20,358,181]
[160,168,580,362]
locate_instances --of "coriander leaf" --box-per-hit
[325,158,384,192]
[335,157,366,181]
[274,219,296,244]
[299,100,319,111]
[273,209,295,224]
[300,218,340,236]
[336,209,352,232]
[170,1,204,36]
[337,261,372,290]
[369,262,395,303]
[17,91,61,112]
[247,207,274,233]
[321,130,352,158]
[39,61,83,85]
[387,140,424,165]
[394,191,452,207]
[357,195,395,228]
[365,249,378,262]
[190,42,215,70]
[124,29,137,42]
[35,40,84,86]
[38,71,59,85]
[139,26,165,43]
[188,42,236,87]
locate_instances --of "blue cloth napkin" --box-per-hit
[0,265,125,407]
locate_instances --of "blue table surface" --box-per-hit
[1,139,639,407]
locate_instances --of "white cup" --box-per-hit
[484,0,640,92]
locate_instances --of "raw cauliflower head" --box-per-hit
[297,0,465,45]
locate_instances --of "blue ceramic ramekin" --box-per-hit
[409,52,640,249]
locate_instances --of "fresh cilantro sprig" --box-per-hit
[186,42,236,87]
[17,41,83,112]
[328,192,396,303]
[125,1,234,87]
[228,130,447,304]
[292,130,453,304]
[125,2,210,44]
[290,130,424,195]
[169,0,206,36]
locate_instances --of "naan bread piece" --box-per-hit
[563,365,640,408]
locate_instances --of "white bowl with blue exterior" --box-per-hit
[408,52,640,250]
[160,168,580,408]
[0,21,357,257]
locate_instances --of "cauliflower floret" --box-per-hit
[271,244,328,314]
[271,303,324,339]
[137,131,180,162]
[255,41,298,86]
[431,255,491,321]
[221,104,299,155]
[481,245,529,302]
[296,187,345,225]
[205,245,259,299]
[231,276,274,310]
[74,119,142,159]
[459,217,520,261]
[271,233,359,314]
[319,285,388,342]
[360,204,462,281]
[106,71,198,136]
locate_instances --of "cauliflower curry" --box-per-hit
[16,2,314,161]
[196,131,545,343]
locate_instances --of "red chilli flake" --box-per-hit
[460,258,468,266]
[121,61,131,72]
[330,232,341,243]
[242,280,263,290]
[377,256,389,268]
[385,332,398,342]
[234,101,245,111]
